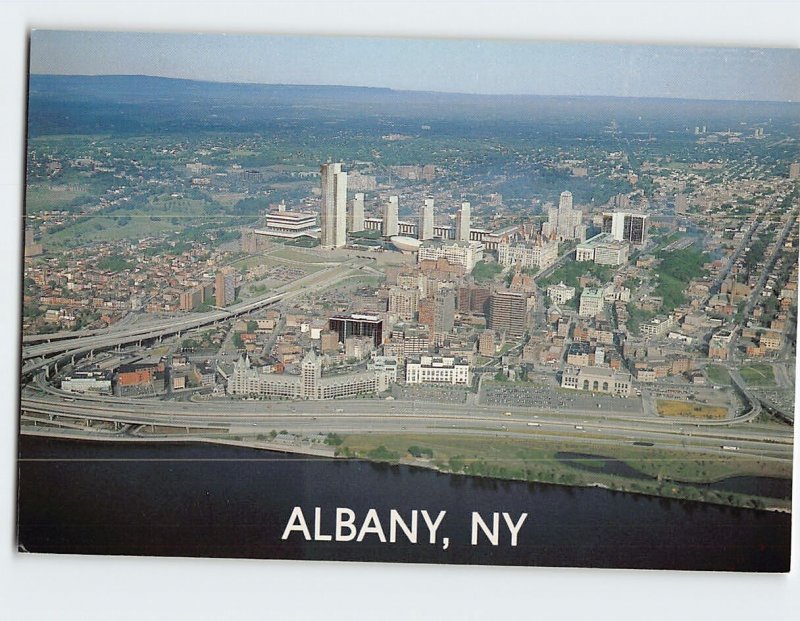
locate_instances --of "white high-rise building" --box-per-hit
[543,190,584,241]
[456,201,471,242]
[320,163,347,248]
[419,198,434,241]
[349,192,365,233]
[383,195,399,237]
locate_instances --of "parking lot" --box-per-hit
[480,381,644,414]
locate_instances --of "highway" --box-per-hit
[20,389,794,463]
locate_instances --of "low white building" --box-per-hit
[61,370,113,395]
[547,281,576,305]
[405,355,471,386]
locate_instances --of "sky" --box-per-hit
[29,30,800,102]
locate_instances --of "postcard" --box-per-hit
[17,30,798,572]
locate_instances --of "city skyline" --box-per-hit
[28,31,800,103]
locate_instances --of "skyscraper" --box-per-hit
[383,195,399,237]
[320,162,347,248]
[543,190,584,241]
[349,192,365,232]
[456,201,471,242]
[419,198,434,241]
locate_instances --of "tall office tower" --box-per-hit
[320,162,348,248]
[488,290,528,339]
[790,162,800,180]
[349,192,365,232]
[383,195,399,237]
[456,202,471,242]
[556,191,582,241]
[419,198,435,240]
[215,267,236,307]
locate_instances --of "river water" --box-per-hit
[16,437,791,571]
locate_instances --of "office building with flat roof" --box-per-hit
[419,198,434,241]
[488,290,528,338]
[349,192,365,233]
[320,162,348,248]
[329,313,384,348]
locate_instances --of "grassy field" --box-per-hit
[656,400,728,419]
[739,363,776,386]
[705,365,731,385]
[336,432,790,509]
[42,197,226,250]
[26,184,89,213]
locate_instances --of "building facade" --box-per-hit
[560,365,632,396]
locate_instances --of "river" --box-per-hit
[16,437,791,571]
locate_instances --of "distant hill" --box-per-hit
[26,74,800,137]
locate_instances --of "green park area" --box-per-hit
[652,247,709,312]
[335,432,789,510]
[739,363,776,387]
[471,260,503,282]
[41,196,225,250]
[539,261,612,290]
[25,184,92,213]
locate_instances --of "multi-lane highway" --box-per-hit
[20,385,794,464]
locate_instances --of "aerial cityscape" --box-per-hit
[17,33,798,569]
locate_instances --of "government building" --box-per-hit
[228,351,396,399]
[560,365,632,397]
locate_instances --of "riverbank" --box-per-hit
[19,424,792,513]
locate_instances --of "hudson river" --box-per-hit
[17,437,790,571]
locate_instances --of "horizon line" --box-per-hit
[29,72,799,105]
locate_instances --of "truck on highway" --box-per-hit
[721,445,739,451]
[527,422,541,427]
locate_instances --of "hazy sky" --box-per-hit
[29,30,800,102]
